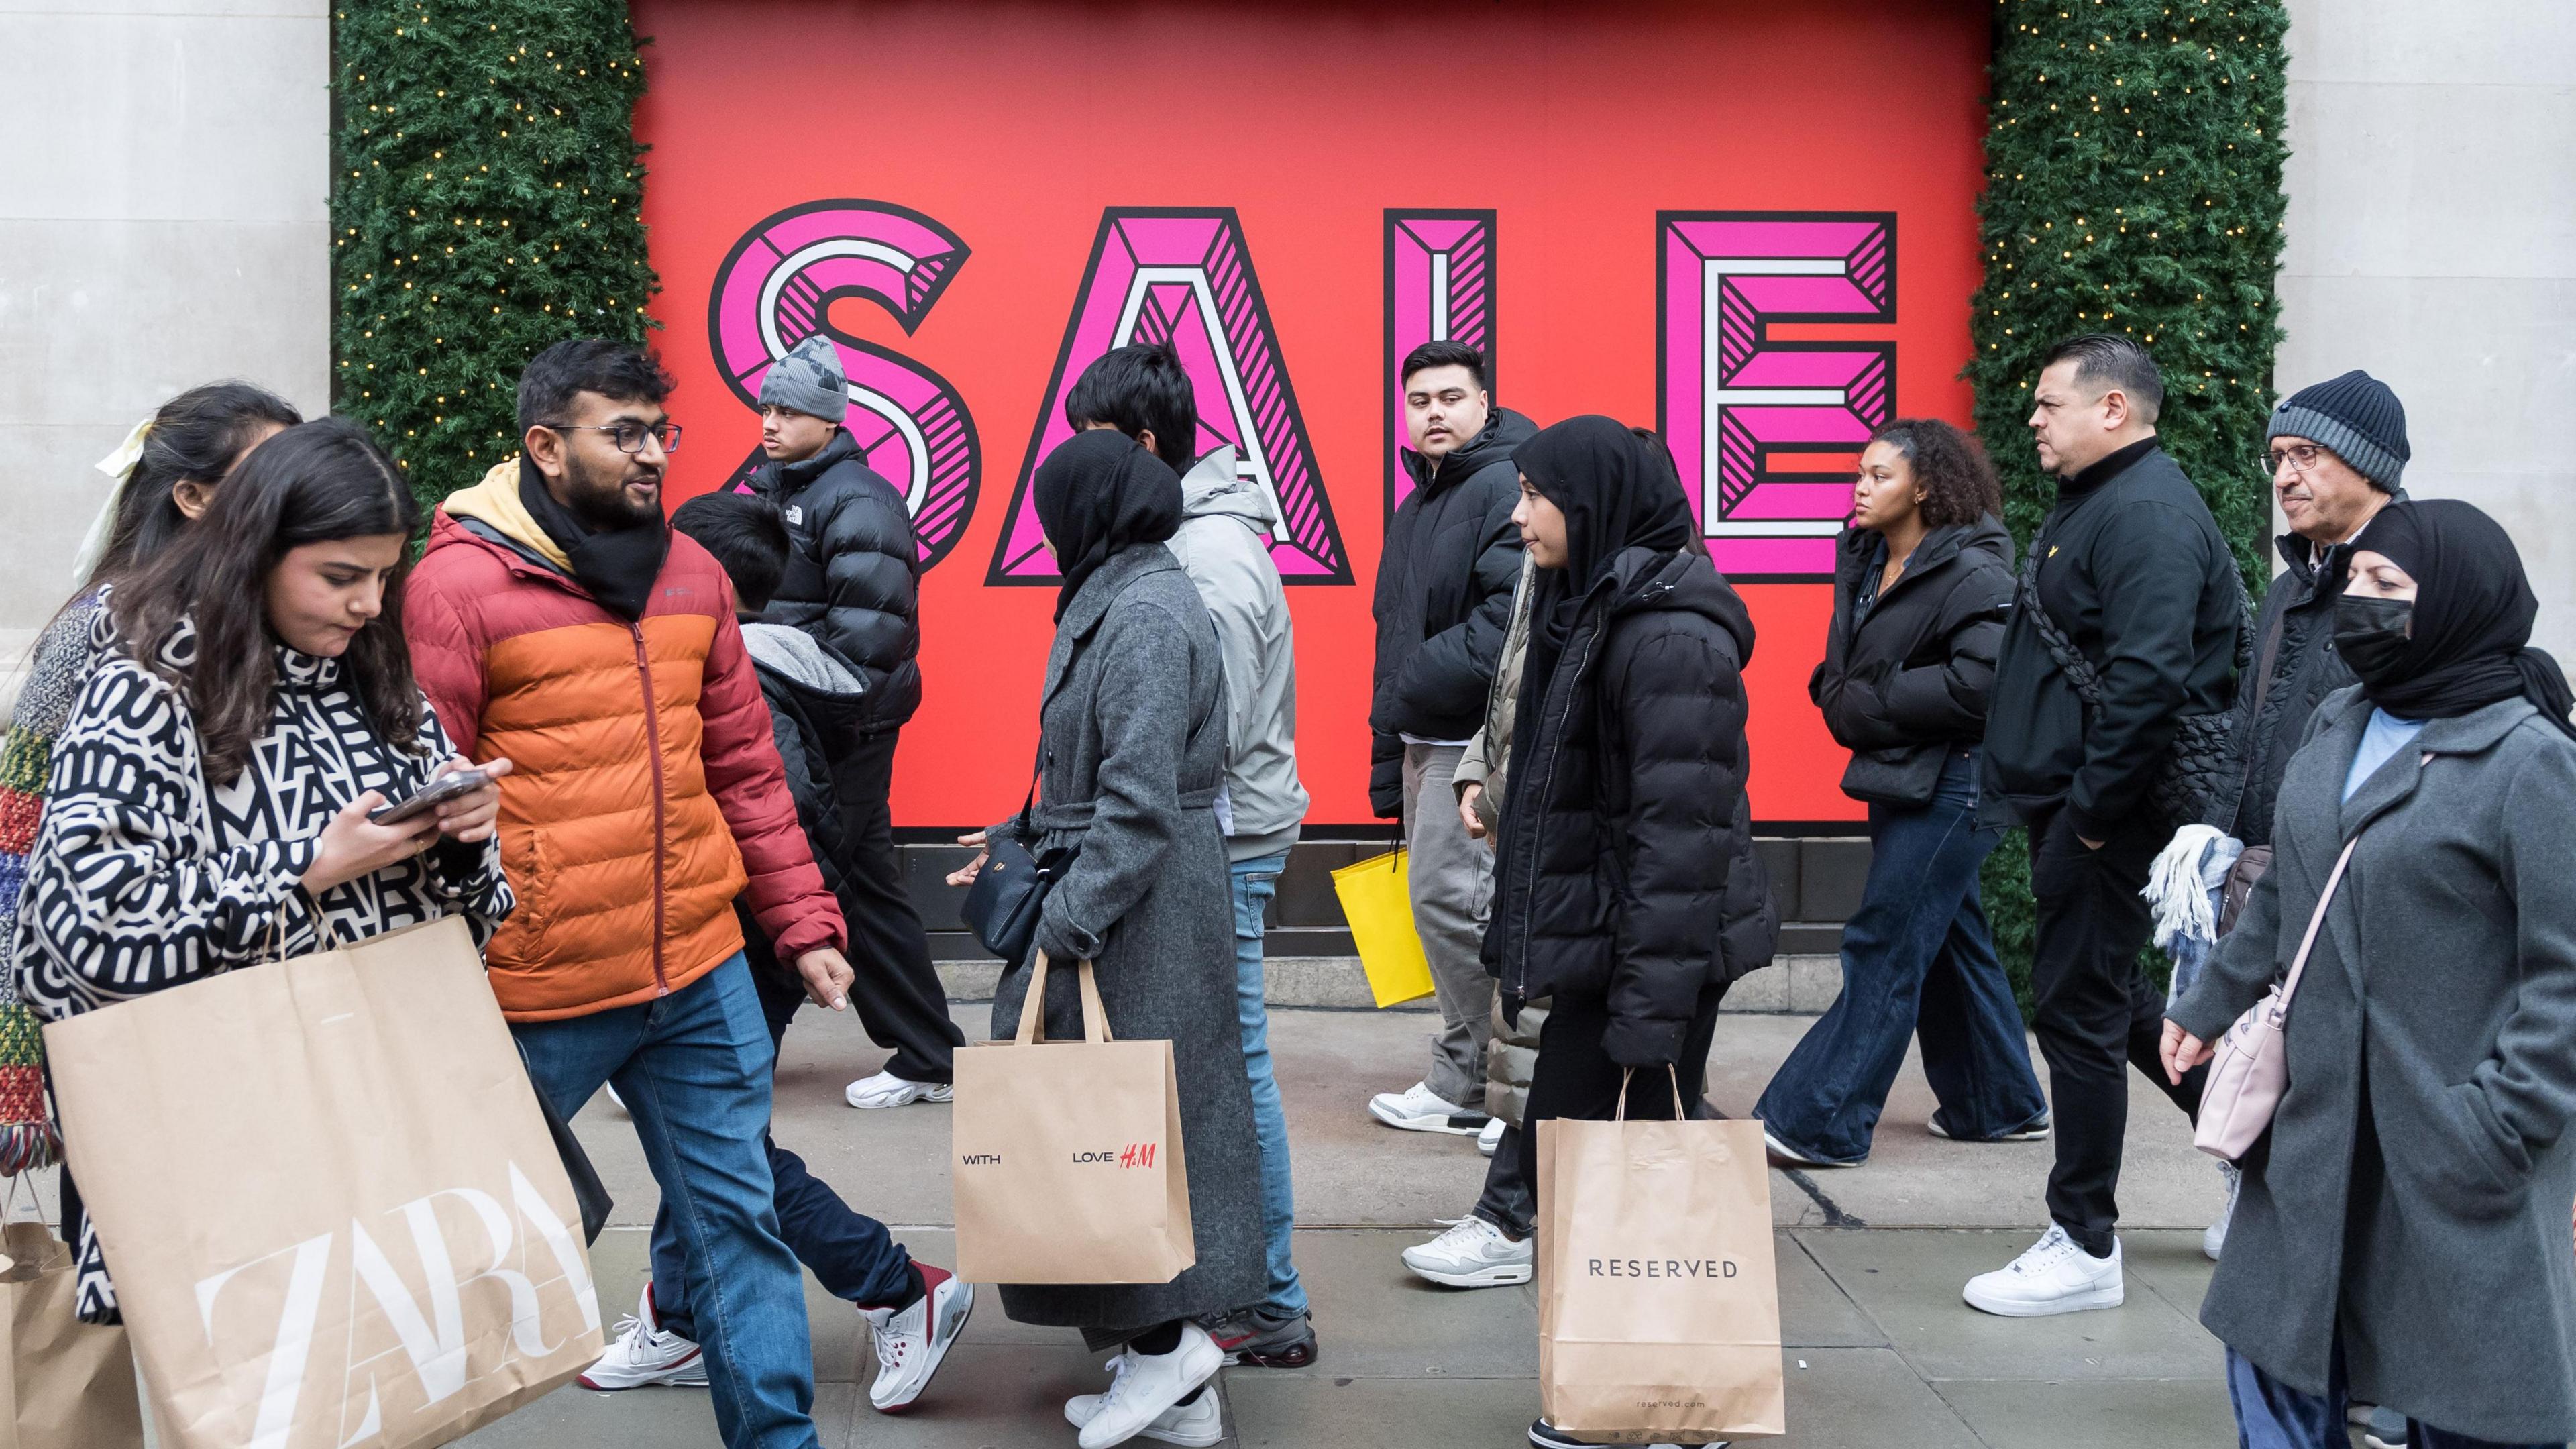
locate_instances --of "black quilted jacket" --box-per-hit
[1487,546,1778,1067]
[749,429,922,733]
[2203,525,2385,845]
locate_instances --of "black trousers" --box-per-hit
[838,726,964,1083]
[2025,801,2206,1256]
[1501,982,1729,1224]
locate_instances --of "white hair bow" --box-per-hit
[70,416,154,586]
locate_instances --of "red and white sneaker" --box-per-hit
[579,1282,707,1389]
[860,1263,974,1413]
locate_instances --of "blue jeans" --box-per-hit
[2229,1344,2555,1449]
[512,955,818,1449]
[650,957,915,1338]
[1756,749,2046,1163]
[1230,849,1307,1318]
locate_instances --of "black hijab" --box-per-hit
[1033,429,1183,622]
[2347,498,2576,737]
[518,457,669,621]
[1513,416,1699,715]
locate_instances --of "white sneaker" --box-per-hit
[845,1070,955,1110]
[1401,1216,1534,1288]
[1962,1225,2124,1317]
[1368,1081,1489,1135]
[1071,1324,1224,1449]
[578,1282,708,1389]
[859,1264,972,1413]
[1478,1117,1506,1157]
[1065,1363,1224,1447]
[2205,1161,2241,1261]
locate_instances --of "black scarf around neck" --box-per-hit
[2347,498,2576,738]
[519,459,669,621]
[1511,416,1698,729]
[1033,429,1183,622]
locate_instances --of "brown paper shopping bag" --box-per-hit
[951,951,1193,1285]
[1538,1071,1785,1442]
[42,915,602,1449]
[0,1217,144,1447]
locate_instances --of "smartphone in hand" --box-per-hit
[367,768,491,827]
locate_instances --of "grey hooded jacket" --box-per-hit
[1164,445,1310,862]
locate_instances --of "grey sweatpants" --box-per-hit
[1403,742,1496,1110]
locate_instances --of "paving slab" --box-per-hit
[1935,1375,2241,1448]
[1773,1347,1986,1448]
[1795,1228,2227,1383]
[1222,1373,1538,1449]
[454,1381,850,1448]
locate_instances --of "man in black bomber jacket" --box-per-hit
[746,334,964,1109]
[1967,334,2239,1319]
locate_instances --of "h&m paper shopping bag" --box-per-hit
[1538,1071,1785,1441]
[43,914,602,1449]
[951,951,1193,1285]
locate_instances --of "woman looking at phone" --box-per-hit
[14,417,513,1324]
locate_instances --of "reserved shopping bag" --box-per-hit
[43,914,602,1449]
[0,1217,143,1447]
[1538,1073,1785,1442]
[1330,849,1435,1008]
[951,951,1193,1285]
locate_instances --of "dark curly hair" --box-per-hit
[1866,418,2002,530]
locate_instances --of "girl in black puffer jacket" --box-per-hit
[1486,417,1778,1211]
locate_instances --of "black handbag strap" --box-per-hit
[2015,518,2254,715]
[1015,620,1226,839]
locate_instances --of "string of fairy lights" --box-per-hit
[329,0,661,509]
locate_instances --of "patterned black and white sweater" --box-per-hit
[13,615,513,1320]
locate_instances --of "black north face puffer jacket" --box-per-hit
[750,428,922,733]
[1487,546,1778,1067]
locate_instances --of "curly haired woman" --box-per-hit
[1757,417,2050,1167]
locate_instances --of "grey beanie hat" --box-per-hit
[2268,369,2408,492]
[758,335,849,423]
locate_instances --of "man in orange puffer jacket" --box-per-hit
[405,339,853,1449]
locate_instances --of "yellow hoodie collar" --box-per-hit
[441,459,572,573]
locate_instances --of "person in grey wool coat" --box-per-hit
[947,429,1265,1449]
[2163,499,2576,1449]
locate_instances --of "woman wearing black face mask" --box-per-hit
[2161,498,2576,1449]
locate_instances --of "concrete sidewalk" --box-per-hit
[462,1005,2248,1448]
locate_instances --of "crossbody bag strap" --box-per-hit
[2218,602,2297,832]
[2269,833,2359,1022]
[2017,523,2106,709]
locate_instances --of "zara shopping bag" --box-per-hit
[42,914,602,1449]
[1330,849,1436,1008]
[0,1215,144,1447]
[1538,1071,1785,1442]
[951,951,1194,1285]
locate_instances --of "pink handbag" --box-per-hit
[2193,833,2359,1162]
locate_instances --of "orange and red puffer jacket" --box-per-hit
[404,464,845,1021]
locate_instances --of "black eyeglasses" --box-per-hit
[545,421,682,455]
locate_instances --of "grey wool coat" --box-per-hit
[2171,688,2576,1443]
[986,543,1268,1346]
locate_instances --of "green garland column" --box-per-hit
[1964,0,2289,1007]
[330,0,661,513]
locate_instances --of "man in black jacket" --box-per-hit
[1364,341,1534,1136]
[747,335,965,1110]
[1968,334,2239,1318]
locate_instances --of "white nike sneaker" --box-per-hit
[859,1264,972,1413]
[1962,1224,2125,1317]
[1071,1324,1224,1449]
[2205,1161,2241,1261]
[579,1282,708,1389]
[1401,1216,1533,1288]
[845,1070,955,1110]
[1368,1081,1489,1135]
[1478,1117,1506,1157]
[1065,1363,1225,1447]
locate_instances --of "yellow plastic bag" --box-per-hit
[1332,849,1436,1008]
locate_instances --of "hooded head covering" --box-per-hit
[1513,416,1699,721]
[2345,498,2576,737]
[1034,428,1184,621]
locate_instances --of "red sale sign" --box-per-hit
[630,0,1991,827]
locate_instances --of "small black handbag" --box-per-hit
[961,771,1072,967]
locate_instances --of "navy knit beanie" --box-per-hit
[2268,370,2408,492]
